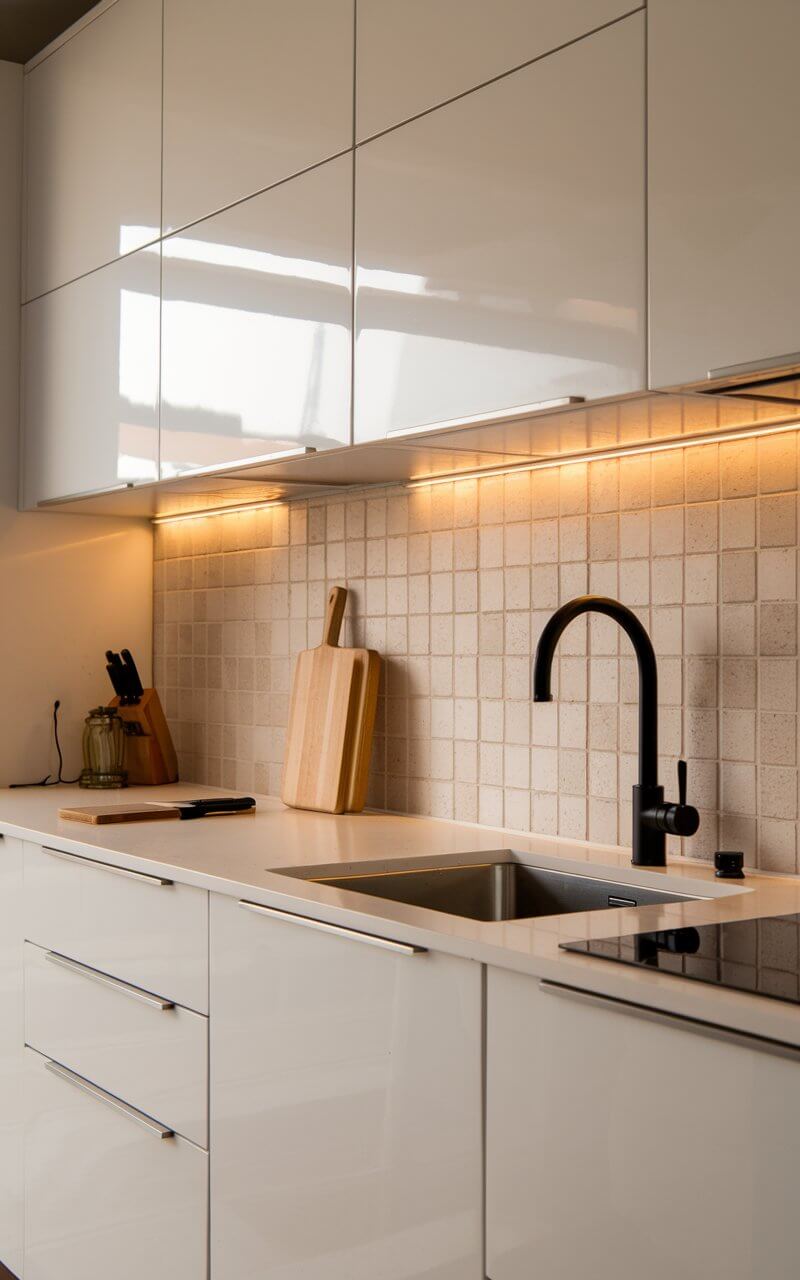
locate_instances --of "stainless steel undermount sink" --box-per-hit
[306,858,700,923]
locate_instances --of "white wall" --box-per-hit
[0,60,153,787]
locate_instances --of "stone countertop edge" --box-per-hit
[2,782,800,1049]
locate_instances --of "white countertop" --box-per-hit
[3,783,800,1047]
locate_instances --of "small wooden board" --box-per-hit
[281,586,381,815]
[59,803,181,825]
[344,649,382,812]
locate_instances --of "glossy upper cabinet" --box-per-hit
[357,0,640,140]
[210,894,483,1279]
[487,968,800,1280]
[22,248,160,507]
[23,0,162,302]
[162,0,354,234]
[649,0,800,389]
[354,13,645,442]
[160,155,352,478]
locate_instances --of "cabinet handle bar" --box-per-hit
[45,950,175,1010]
[42,845,173,886]
[386,395,585,439]
[238,900,426,955]
[43,1059,174,1138]
[707,351,800,382]
[540,980,800,1064]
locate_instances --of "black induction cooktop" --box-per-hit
[561,913,800,1008]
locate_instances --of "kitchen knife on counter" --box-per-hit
[59,796,257,825]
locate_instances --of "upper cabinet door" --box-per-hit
[23,0,162,302]
[649,0,800,389]
[354,14,645,443]
[162,0,354,235]
[357,0,640,141]
[160,155,352,479]
[22,247,160,507]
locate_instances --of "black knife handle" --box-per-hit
[120,649,144,702]
[178,796,257,819]
[189,796,256,812]
[106,652,128,703]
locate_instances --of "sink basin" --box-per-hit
[310,859,698,923]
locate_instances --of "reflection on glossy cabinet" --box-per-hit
[0,838,23,1279]
[160,156,352,478]
[486,968,800,1280]
[210,895,483,1279]
[163,0,354,234]
[23,0,162,302]
[21,248,160,507]
[354,13,645,442]
[357,0,638,141]
[649,0,800,388]
[24,1047,207,1280]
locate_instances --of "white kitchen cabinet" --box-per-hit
[648,0,800,389]
[23,0,162,302]
[24,1046,207,1280]
[0,837,24,1279]
[354,13,645,443]
[160,155,352,478]
[210,894,483,1279]
[24,941,208,1148]
[486,967,800,1280]
[23,841,208,1014]
[162,0,354,234]
[357,0,640,141]
[21,247,160,507]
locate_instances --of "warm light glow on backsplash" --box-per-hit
[152,499,283,525]
[407,417,800,488]
[152,418,800,524]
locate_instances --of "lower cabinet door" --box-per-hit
[24,1047,207,1280]
[0,836,24,1279]
[210,893,483,1279]
[486,967,800,1280]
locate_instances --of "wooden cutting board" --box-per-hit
[281,586,381,814]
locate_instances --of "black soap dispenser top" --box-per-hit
[715,851,745,879]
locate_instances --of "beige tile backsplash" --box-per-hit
[154,432,800,874]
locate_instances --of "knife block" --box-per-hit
[109,689,179,785]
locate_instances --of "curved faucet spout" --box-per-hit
[532,595,658,788]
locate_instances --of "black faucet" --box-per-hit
[532,595,699,867]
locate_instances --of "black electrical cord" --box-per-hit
[10,700,82,787]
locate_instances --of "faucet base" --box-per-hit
[631,784,666,867]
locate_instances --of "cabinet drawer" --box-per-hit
[23,841,208,1013]
[24,1046,207,1280]
[24,941,207,1148]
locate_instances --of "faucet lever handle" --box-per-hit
[678,758,687,807]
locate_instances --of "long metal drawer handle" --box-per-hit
[43,845,173,886]
[45,951,175,1011]
[707,350,800,381]
[43,1059,174,1139]
[540,980,800,1064]
[238,900,427,955]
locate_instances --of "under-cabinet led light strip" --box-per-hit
[405,415,800,488]
[152,498,284,525]
[152,414,800,523]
